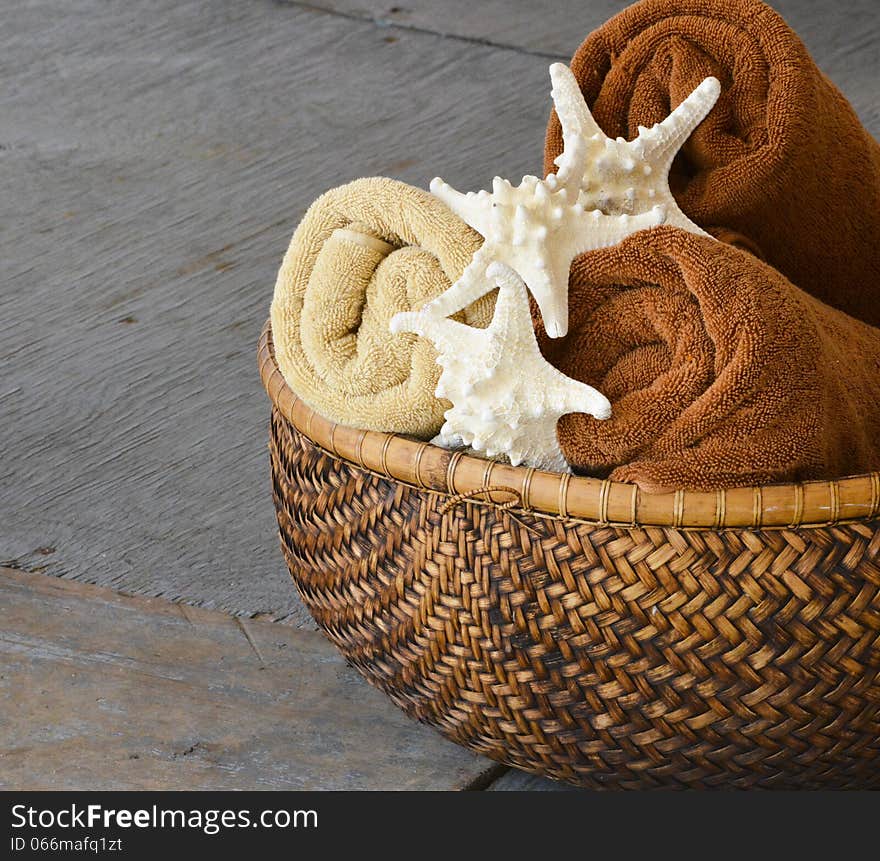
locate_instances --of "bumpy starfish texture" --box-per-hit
[391,263,611,472]
[549,62,721,234]
[427,176,663,338]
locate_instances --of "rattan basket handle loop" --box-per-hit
[353,429,368,469]
[446,450,465,495]
[413,441,430,488]
[520,467,537,511]
[713,488,727,529]
[379,433,394,476]
[673,489,685,528]
[439,485,523,515]
[439,486,543,535]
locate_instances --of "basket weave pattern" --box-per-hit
[263,326,880,788]
[269,411,880,789]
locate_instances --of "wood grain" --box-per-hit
[2,0,878,623]
[2,0,878,793]
[297,0,629,56]
[0,0,548,623]
[310,0,880,127]
[0,567,497,790]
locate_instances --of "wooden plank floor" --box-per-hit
[2,0,877,790]
[0,567,508,790]
[314,0,880,86]
[0,0,550,625]
[4,0,876,624]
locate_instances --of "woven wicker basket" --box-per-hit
[259,321,880,789]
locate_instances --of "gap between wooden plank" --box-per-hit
[0,566,498,791]
[1,0,552,623]
[463,762,509,791]
[276,0,565,60]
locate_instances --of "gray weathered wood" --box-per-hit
[0,0,549,622]
[313,0,880,128]
[487,769,580,791]
[293,0,627,57]
[2,0,878,624]
[0,567,497,790]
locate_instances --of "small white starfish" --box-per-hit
[391,262,611,471]
[549,62,721,232]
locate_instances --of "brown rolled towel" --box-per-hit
[536,226,880,493]
[544,0,880,325]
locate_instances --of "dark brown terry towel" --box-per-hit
[544,0,880,326]
[535,227,880,493]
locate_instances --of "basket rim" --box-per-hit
[259,320,880,530]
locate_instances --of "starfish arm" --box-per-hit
[492,252,569,339]
[569,205,666,255]
[391,307,488,363]
[429,176,469,220]
[548,63,603,191]
[415,258,611,469]
[422,247,495,319]
[634,77,721,166]
[535,259,571,340]
[553,374,613,421]
[553,136,590,198]
[539,451,571,473]
[388,305,435,337]
[549,63,604,143]
[431,429,465,449]
[429,176,492,236]
[657,194,712,237]
[484,261,534,337]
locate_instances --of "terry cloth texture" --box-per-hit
[535,227,880,493]
[544,0,880,326]
[270,177,494,438]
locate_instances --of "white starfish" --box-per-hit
[391,262,611,472]
[427,175,663,338]
[549,62,721,233]
[418,66,719,340]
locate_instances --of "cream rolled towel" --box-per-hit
[270,177,494,437]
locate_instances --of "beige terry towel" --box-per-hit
[270,177,494,437]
